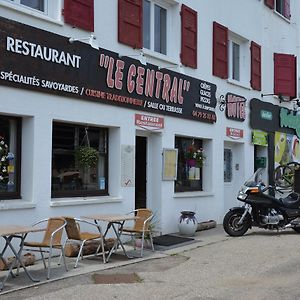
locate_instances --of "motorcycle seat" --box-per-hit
[281,192,300,209]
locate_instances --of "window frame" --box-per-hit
[0,115,21,200]
[51,122,109,199]
[175,136,204,193]
[228,32,250,87]
[143,0,171,56]
[0,0,61,20]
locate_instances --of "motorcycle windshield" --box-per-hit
[244,168,264,187]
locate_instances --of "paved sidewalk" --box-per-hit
[0,225,227,297]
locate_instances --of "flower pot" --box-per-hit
[178,211,198,236]
[187,159,196,167]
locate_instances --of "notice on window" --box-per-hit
[162,148,178,180]
[121,145,135,187]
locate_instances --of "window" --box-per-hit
[228,33,249,86]
[224,149,232,183]
[175,137,204,192]
[213,22,252,87]
[143,0,167,55]
[51,122,108,198]
[6,0,45,12]
[2,0,61,19]
[275,0,290,19]
[264,0,291,19]
[0,115,21,199]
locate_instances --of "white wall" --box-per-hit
[0,0,298,236]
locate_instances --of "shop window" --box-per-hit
[0,115,21,199]
[51,122,108,198]
[175,137,205,192]
[224,148,232,183]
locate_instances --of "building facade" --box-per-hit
[0,0,299,234]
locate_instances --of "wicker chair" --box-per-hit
[122,209,155,257]
[60,217,106,268]
[24,217,68,279]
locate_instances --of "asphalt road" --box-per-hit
[3,227,300,300]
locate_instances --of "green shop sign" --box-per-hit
[260,110,273,120]
[252,130,268,146]
[280,108,300,138]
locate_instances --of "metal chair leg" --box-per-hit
[75,241,85,268]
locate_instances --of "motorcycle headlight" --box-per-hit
[237,190,247,200]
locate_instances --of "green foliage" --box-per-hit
[75,146,99,168]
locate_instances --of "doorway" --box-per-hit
[135,136,147,209]
[223,141,244,211]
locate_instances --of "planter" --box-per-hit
[178,211,198,236]
[187,159,196,167]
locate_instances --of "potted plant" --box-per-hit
[186,144,205,168]
[75,146,99,168]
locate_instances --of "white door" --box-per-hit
[223,142,244,212]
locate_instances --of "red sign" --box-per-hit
[135,114,164,130]
[226,127,243,139]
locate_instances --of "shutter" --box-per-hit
[283,0,291,19]
[213,21,228,79]
[180,4,197,69]
[274,53,296,99]
[118,0,142,49]
[64,0,94,32]
[264,0,274,9]
[250,42,261,91]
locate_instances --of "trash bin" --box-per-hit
[294,169,300,193]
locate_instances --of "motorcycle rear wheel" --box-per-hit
[223,210,251,237]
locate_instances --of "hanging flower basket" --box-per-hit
[75,146,99,168]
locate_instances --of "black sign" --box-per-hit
[225,92,246,121]
[0,17,217,123]
[250,98,280,132]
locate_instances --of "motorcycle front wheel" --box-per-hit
[223,209,251,237]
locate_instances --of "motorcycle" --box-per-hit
[223,168,300,236]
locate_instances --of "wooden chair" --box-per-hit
[60,217,106,268]
[122,208,155,257]
[24,217,67,280]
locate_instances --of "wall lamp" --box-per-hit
[158,63,185,74]
[261,93,285,102]
[118,51,147,65]
[68,34,99,50]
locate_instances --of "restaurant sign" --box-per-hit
[0,17,217,124]
[226,127,243,139]
[135,113,164,130]
[225,93,246,121]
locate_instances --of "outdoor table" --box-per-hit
[0,225,44,291]
[81,214,136,263]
